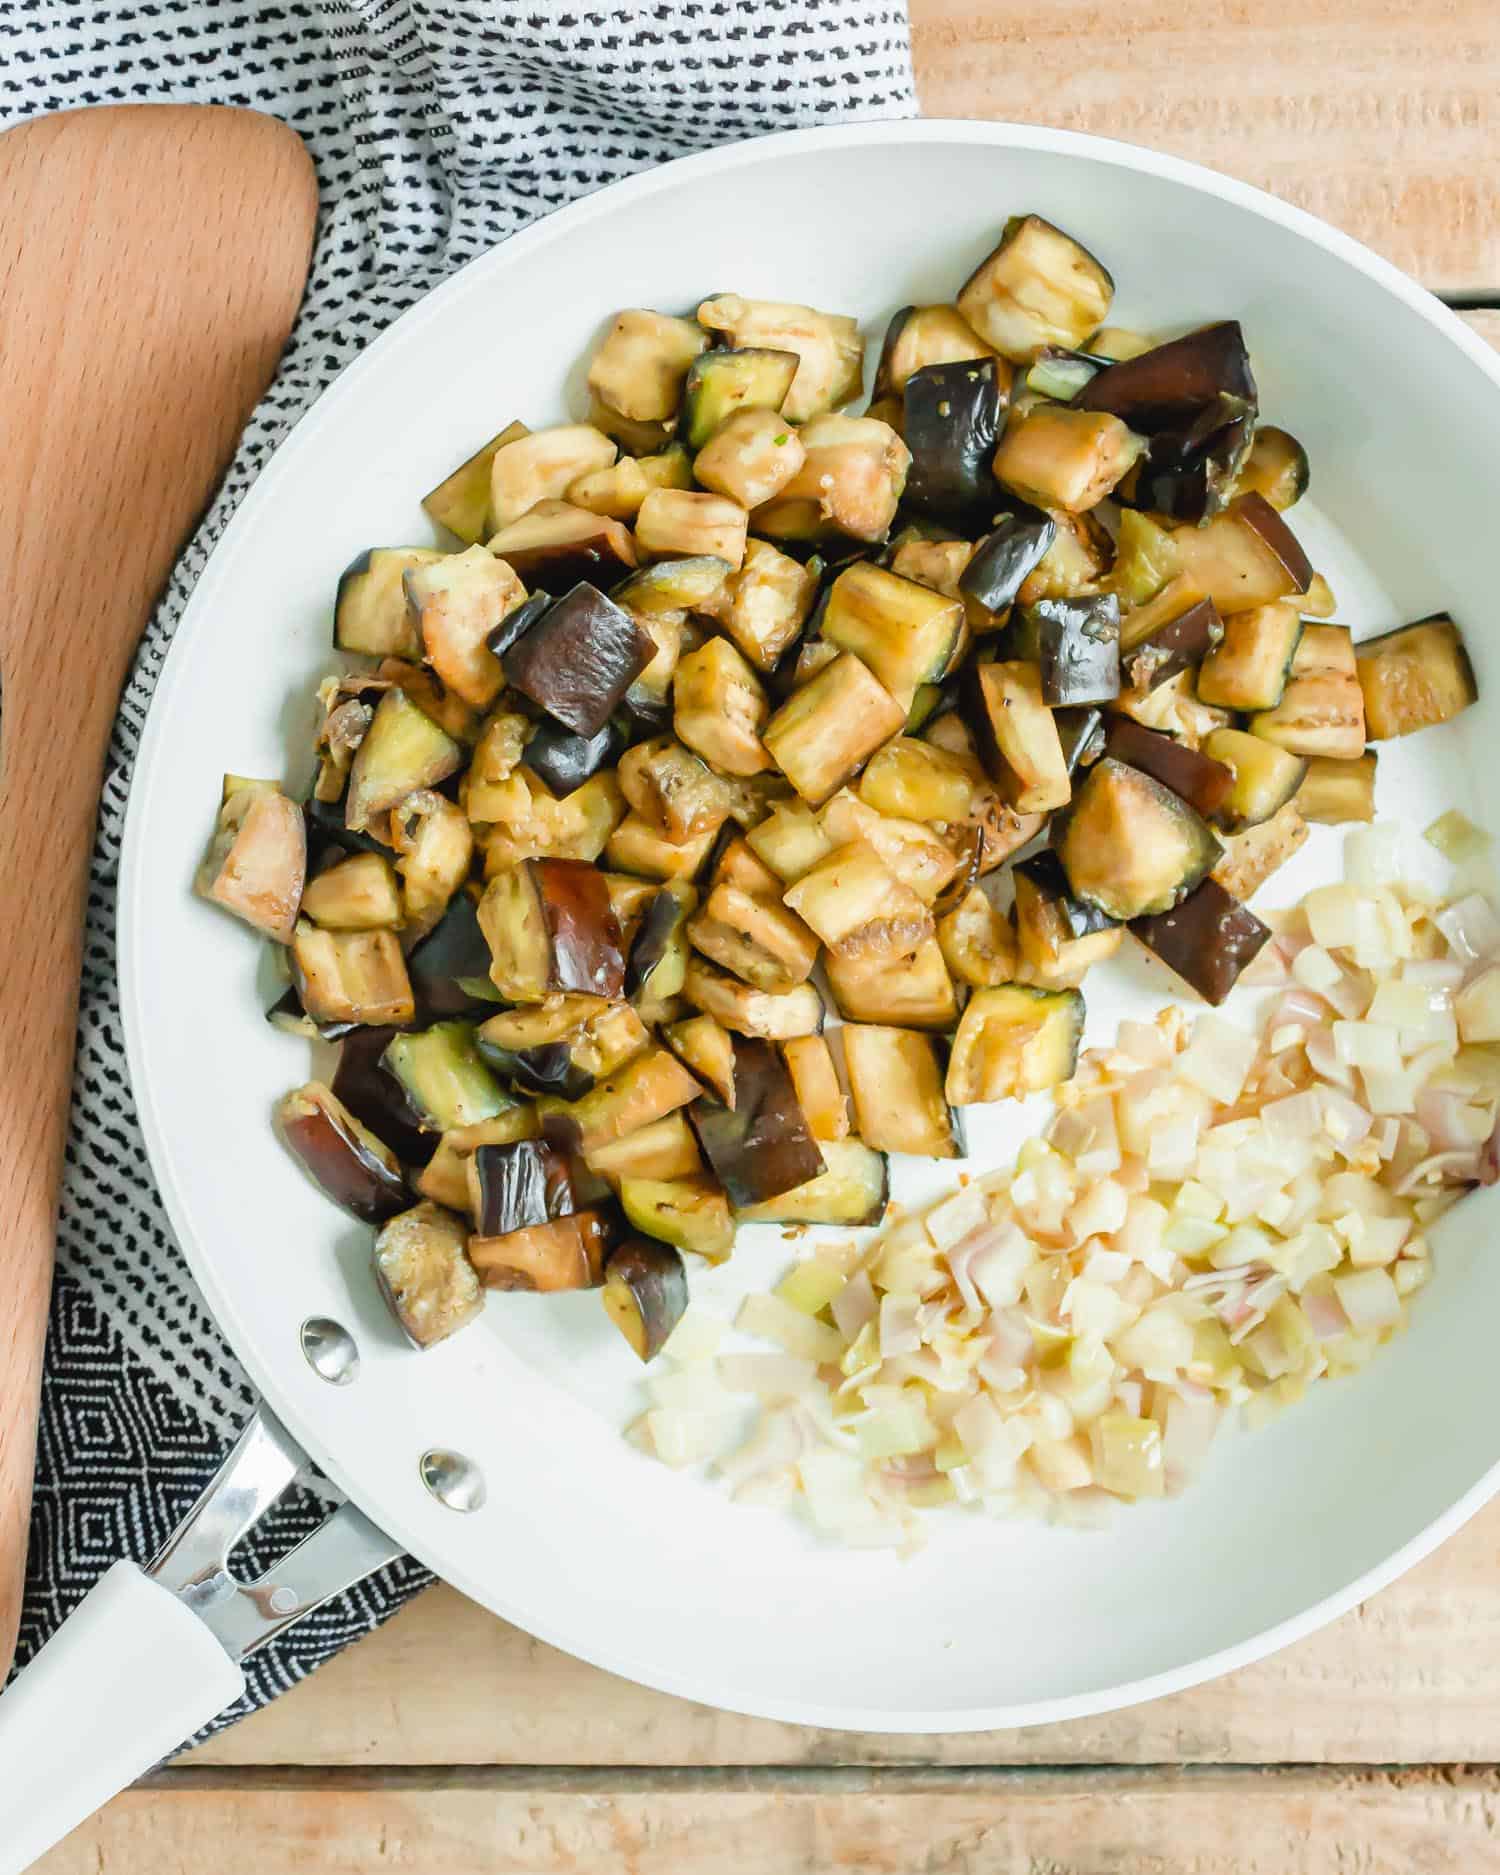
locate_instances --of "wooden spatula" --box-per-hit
[0,104,318,1679]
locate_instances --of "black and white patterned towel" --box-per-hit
[5,1,915,1736]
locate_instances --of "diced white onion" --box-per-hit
[1178,1014,1259,1105]
[1438,893,1500,962]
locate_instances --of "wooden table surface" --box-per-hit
[30,4,1500,1868]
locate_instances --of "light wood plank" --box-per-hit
[910,0,1500,293]
[191,1492,1500,1767]
[35,1767,1500,1873]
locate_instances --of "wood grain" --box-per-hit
[909,0,1500,294]
[0,105,316,1680]
[35,1767,1500,1873]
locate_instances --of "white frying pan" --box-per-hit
[7,118,1500,1872]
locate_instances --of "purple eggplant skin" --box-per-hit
[331,1027,439,1166]
[1121,597,1225,694]
[267,984,359,1044]
[522,712,630,795]
[1076,322,1257,434]
[625,883,692,1000]
[504,582,655,737]
[1103,718,1235,823]
[902,358,1006,522]
[470,1139,577,1239]
[602,1237,690,1362]
[689,1036,825,1207]
[1122,412,1254,523]
[1235,491,1315,593]
[1054,704,1106,775]
[1016,851,1119,941]
[1011,595,1120,707]
[475,1033,594,1102]
[957,504,1057,614]
[304,792,396,867]
[483,590,552,661]
[535,858,627,998]
[1131,876,1271,1006]
[276,1082,411,1222]
[406,893,501,1020]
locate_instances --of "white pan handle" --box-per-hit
[0,1559,244,1873]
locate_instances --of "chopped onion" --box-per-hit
[1438,893,1500,963]
[830,1268,877,1342]
[1426,810,1491,865]
[1293,944,1344,993]
[878,1292,923,1358]
[1305,884,1361,951]
[1334,1020,1402,1075]
[1333,1266,1402,1330]
[659,1308,725,1368]
[717,1352,819,1400]
[737,1293,844,1364]
[1346,826,1402,888]
[1178,1014,1259,1105]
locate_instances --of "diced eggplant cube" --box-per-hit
[820,563,965,705]
[874,303,1002,398]
[1054,757,1221,922]
[523,715,630,797]
[625,881,699,1003]
[586,310,707,423]
[478,857,625,1002]
[781,1034,849,1141]
[1250,626,1366,758]
[901,357,1006,521]
[477,995,648,1101]
[1078,321,1256,432]
[1130,876,1271,1005]
[681,958,825,1040]
[469,1209,614,1292]
[704,538,819,674]
[335,547,442,658]
[1211,800,1309,901]
[382,1022,515,1133]
[422,421,528,544]
[963,660,1071,813]
[958,504,1057,613]
[1011,594,1120,707]
[1196,602,1302,712]
[405,892,498,1019]
[619,1176,734,1263]
[783,841,933,966]
[277,1082,410,1223]
[301,851,402,932]
[636,488,748,569]
[548,1047,704,1153]
[689,1036,825,1206]
[468,1138,577,1239]
[197,786,306,944]
[945,984,1084,1106]
[488,423,616,532]
[994,405,1144,512]
[825,935,958,1033]
[1234,425,1309,512]
[404,545,522,711]
[1103,718,1234,823]
[1294,752,1377,825]
[732,1138,889,1227]
[486,499,637,594]
[332,1027,437,1166]
[505,582,654,738]
[1200,727,1307,832]
[1119,596,1225,696]
[679,345,801,449]
[1013,852,1123,986]
[602,1238,691,1360]
[937,884,1020,989]
[374,1202,484,1348]
[673,636,772,779]
[695,298,864,425]
[957,215,1114,362]
[781,413,910,543]
[1356,614,1477,740]
[292,921,415,1027]
[843,1024,961,1158]
[1172,492,1313,613]
[762,653,906,807]
[694,408,805,511]
[344,687,463,834]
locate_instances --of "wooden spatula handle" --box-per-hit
[0,105,317,1678]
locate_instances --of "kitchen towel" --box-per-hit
[4,0,915,1738]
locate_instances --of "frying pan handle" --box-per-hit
[0,1559,244,1873]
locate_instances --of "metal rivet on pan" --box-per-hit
[268,1585,299,1616]
[420,1449,487,1514]
[300,1317,360,1386]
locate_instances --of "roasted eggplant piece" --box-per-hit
[586,309,707,423]
[937,884,1019,989]
[784,841,933,966]
[1356,614,1477,740]
[693,407,806,510]
[1016,508,1112,606]
[825,935,958,1033]
[781,1033,849,1141]
[679,345,801,449]
[672,634,772,778]
[479,770,627,873]
[1103,718,1233,823]
[703,537,819,674]
[733,1138,889,1227]
[1200,727,1307,832]
[993,404,1144,512]
[1013,850,1123,985]
[957,215,1114,362]
[1295,751,1378,824]
[486,499,637,593]
[197,786,306,944]
[523,713,630,796]
[858,736,975,824]
[374,1202,485,1348]
[602,1237,691,1360]
[1196,601,1302,712]
[614,553,733,616]
[334,547,442,657]
[874,304,1000,398]
[1250,622,1366,759]
[902,357,1006,521]
[469,1209,615,1292]
[479,857,625,1001]
[382,1022,515,1133]
[843,1024,962,1158]
[332,1026,436,1165]
[817,792,961,904]
[468,1138,577,1239]
[1173,492,1313,612]
[584,1112,703,1185]
[344,687,463,835]
[301,851,402,931]
[1234,425,1309,511]
[635,487,748,569]
[779,413,911,543]
[504,581,654,739]
[477,995,647,1100]
[1130,876,1271,1005]
[1118,594,1224,695]
[422,421,528,543]
[963,660,1071,813]
[820,563,965,705]
[588,391,674,458]
[276,1082,409,1223]
[605,813,717,883]
[689,1036,824,1206]
[413,1108,542,1214]
[546,1046,704,1152]
[945,984,1083,1105]
[1054,704,1107,775]
[761,651,906,806]
[568,444,694,522]
[688,877,819,991]
[403,892,495,1019]
[1211,800,1309,901]
[626,881,698,1002]
[291,922,416,1027]
[488,423,616,532]
[681,957,825,1040]
[1110,510,1182,610]
[695,299,864,424]
[1055,757,1221,921]
[1009,594,1120,707]
[618,737,733,844]
[404,546,522,711]
[388,790,473,935]
[664,1013,737,1107]
[620,1175,735,1262]
[268,983,354,1045]
[958,504,1057,613]
[483,591,554,663]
